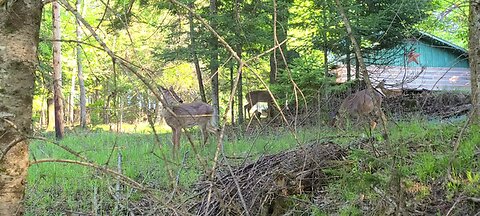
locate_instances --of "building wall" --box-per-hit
[334,65,470,91]
[335,38,470,91]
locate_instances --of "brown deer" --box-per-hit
[244,90,274,118]
[159,86,216,157]
[332,87,385,131]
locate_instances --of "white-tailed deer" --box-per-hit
[332,87,385,131]
[375,80,403,97]
[159,86,217,157]
[244,90,274,118]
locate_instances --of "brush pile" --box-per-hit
[383,91,471,118]
[190,141,347,215]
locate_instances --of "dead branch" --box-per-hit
[191,141,347,215]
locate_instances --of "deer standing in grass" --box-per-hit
[244,90,274,119]
[159,86,216,157]
[331,84,386,132]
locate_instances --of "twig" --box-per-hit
[29,136,89,161]
[446,195,464,216]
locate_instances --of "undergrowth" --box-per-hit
[25,119,480,215]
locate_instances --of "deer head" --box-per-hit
[159,86,184,105]
[332,88,384,131]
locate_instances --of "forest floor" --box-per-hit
[24,91,479,215]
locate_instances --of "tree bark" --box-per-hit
[47,98,55,131]
[270,0,289,84]
[230,66,235,125]
[346,39,351,81]
[0,1,42,214]
[69,71,75,126]
[210,0,220,126]
[469,0,480,123]
[235,0,243,125]
[188,1,207,103]
[76,0,87,128]
[355,54,360,79]
[53,0,65,139]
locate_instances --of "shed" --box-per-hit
[333,32,470,91]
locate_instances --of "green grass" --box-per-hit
[25,119,480,215]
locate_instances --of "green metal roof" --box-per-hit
[417,32,468,55]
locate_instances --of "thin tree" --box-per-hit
[0,1,42,214]
[69,66,76,126]
[209,0,220,126]
[469,0,480,123]
[188,0,207,103]
[53,0,65,139]
[76,0,87,128]
[234,0,244,124]
[270,0,289,84]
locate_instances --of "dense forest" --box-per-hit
[1,0,479,215]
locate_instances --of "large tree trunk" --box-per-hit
[76,0,87,128]
[53,0,65,139]
[188,1,207,103]
[210,0,220,126]
[0,1,42,214]
[469,0,480,123]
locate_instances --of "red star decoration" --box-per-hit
[407,50,420,65]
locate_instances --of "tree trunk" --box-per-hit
[188,1,207,103]
[469,0,480,123]
[270,0,289,84]
[0,1,42,214]
[346,39,351,81]
[210,0,220,126]
[47,98,55,131]
[40,98,46,129]
[355,54,360,79]
[235,0,243,125]
[323,45,328,77]
[53,0,65,139]
[69,72,75,126]
[76,0,87,128]
[230,66,235,125]
[270,53,277,83]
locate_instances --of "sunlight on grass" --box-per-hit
[25,119,480,215]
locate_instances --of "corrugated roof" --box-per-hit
[417,32,468,55]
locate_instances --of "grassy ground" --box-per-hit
[25,118,480,215]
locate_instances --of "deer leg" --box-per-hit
[201,124,208,147]
[172,128,181,158]
[244,104,251,119]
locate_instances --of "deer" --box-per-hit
[331,86,385,133]
[159,86,217,157]
[375,79,403,97]
[244,90,274,119]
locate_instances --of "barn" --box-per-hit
[333,32,470,91]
